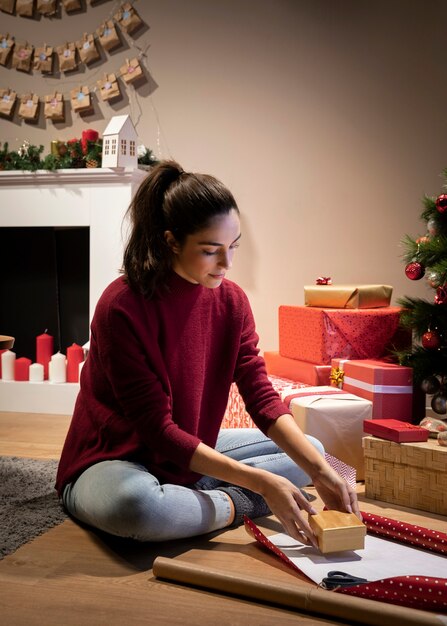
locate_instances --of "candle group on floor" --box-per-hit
[0,333,85,383]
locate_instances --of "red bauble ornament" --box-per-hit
[435,285,447,305]
[435,194,447,214]
[405,261,425,280]
[422,330,441,349]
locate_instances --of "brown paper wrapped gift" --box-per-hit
[0,88,17,118]
[97,73,121,101]
[33,44,53,73]
[18,93,39,121]
[120,57,143,84]
[96,20,120,51]
[0,34,14,66]
[76,33,100,65]
[61,0,82,11]
[44,92,64,121]
[304,284,393,309]
[0,0,16,14]
[114,2,143,35]
[70,85,92,113]
[37,0,57,15]
[12,41,34,72]
[16,0,34,16]
[56,42,77,72]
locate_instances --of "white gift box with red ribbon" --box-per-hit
[281,386,372,479]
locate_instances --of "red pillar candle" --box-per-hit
[36,332,54,380]
[15,357,32,381]
[66,343,84,383]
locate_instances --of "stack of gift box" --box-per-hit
[223,283,427,481]
[263,283,425,479]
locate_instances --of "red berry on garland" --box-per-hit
[436,193,447,213]
[405,261,425,280]
[422,330,441,349]
[435,285,447,305]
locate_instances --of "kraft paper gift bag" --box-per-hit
[12,42,34,72]
[56,42,77,72]
[37,0,57,15]
[70,85,92,113]
[114,2,143,35]
[44,92,64,122]
[18,93,39,121]
[96,20,120,51]
[33,44,53,73]
[97,73,121,101]
[61,0,82,11]
[0,88,17,118]
[76,33,100,65]
[0,34,14,66]
[16,0,33,16]
[120,57,143,84]
[0,0,16,13]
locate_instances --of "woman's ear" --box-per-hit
[164,230,180,254]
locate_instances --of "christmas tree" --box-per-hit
[398,176,447,417]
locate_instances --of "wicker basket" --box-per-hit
[363,436,447,515]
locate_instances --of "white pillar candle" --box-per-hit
[1,350,15,380]
[29,362,44,382]
[49,352,66,383]
[78,360,85,378]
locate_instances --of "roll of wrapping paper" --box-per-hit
[152,556,442,626]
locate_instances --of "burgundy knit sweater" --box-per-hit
[55,272,291,495]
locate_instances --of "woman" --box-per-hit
[56,160,359,546]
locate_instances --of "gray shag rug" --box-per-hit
[0,456,68,559]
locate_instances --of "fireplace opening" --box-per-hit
[0,226,90,361]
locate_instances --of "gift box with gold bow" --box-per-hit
[331,358,413,421]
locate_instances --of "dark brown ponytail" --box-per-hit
[122,160,238,297]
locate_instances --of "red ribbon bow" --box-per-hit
[316,276,332,285]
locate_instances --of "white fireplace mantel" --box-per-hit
[0,167,147,414]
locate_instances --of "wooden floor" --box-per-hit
[0,411,446,626]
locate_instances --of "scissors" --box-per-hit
[320,570,368,590]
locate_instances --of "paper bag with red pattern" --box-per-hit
[56,42,77,72]
[33,44,53,73]
[120,57,143,84]
[18,93,39,120]
[44,92,64,122]
[76,32,100,65]
[0,34,14,66]
[97,73,121,101]
[12,41,34,72]
[70,85,92,113]
[114,3,143,35]
[96,20,120,51]
[0,88,17,118]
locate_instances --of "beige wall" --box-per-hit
[1,0,443,351]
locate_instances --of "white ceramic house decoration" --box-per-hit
[101,114,138,168]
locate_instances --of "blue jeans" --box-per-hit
[62,428,324,542]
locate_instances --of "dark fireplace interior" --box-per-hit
[0,227,90,362]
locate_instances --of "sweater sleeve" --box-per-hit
[232,291,292,433]
[92,291,202,471]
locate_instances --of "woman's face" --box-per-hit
[166,209,241,288]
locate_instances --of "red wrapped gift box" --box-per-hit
[363,418,429,443]
[264,351,331,386]
[278,306,401,365]
[331,358,413,420]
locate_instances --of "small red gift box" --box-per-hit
[363,418,429,443]
[279,306,402,365]
[331,358,413,420]
[264,351,331,386]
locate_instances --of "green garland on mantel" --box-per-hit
[0,140,158,172]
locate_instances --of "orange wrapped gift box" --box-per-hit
[279,305,401,365]
[264,351,331,386]
[331,358,413,421]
